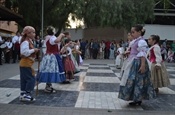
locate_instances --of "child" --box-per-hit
[19,26,39,102]
[39,26,66,93]
[118,25,155,106]
[147,35,170,93]
[115,43,124,69]
[61,39,75,83]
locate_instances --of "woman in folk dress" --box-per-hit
[39,26,66,93]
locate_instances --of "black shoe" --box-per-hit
[155,88,159,94]
[129,101,142,106]
[62,81,70,84]
[44,87,56,93]
[0,63,2,65]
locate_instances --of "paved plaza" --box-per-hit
[0,59,175,115]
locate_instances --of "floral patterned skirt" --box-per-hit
[38,54,66,83]
[118,59,156,101]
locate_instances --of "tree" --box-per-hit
[8,0,84,36]
[6,0,155,35]
[74,0,155,30]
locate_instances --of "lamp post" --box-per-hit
[41,0,44,40]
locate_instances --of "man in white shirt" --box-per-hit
[4,37,13,63]
[0,36,3,65]
[12,31,21,63]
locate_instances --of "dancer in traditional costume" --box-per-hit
[61,39,75,82]
[39,26,66,93]
[118,25,156,105]
[147,35,170,93]
[19,26,39,102]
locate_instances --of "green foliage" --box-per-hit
[75,0,155,30]
[7,0,155,34]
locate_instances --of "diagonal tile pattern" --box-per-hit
[0,62,175,112]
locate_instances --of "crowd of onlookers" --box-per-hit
[79,38,175,63]
[0,32,175,66]
[0,32,43,65]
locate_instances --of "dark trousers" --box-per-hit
[5,51,11,63]
[0,48,2,64]
[93,49,98,59]
[12,48,20,63]
[89,48,93,59]
[105,49,110,59]
[20,67,35,92]
[81,49,85,59]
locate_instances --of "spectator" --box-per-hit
[0,36,3,65]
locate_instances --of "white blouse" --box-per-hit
[20,40,35,57]
[137,38,148,58]
[149,44,162,66]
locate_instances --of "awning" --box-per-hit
[0,5,23,21]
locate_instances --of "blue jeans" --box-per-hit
[20,67,35,92]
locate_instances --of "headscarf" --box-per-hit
[20,26,35,43]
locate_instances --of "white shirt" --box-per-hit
[20,40,35,57]
[0,36,3,43]
[137,38,148,58]
[5,41,13,49]
[62,47,72,57]
[148,44,162,66]
[12,35,21,44]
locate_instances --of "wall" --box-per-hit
[144,24,175,41]
[0,21,18,37]
[64,28,83,41]
[83,27,127,42]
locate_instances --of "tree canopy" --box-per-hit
[5,0,155,35]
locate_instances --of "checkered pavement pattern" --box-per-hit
[0,63,175,111]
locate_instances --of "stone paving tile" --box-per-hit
[168,71,175,74]
[80,69,88,72]
[89,65,109,68]
[0,88,20,103]
[86,72,116,77]
[168,85,175,91]
[142,94,175,111]
[10,90,79,107]
[88,67,111,69]
[87,69,113,73]
[90,64,107,65]
[80,83,120,92]
[0,79,20,88]
[112,69,121,73]
[169,74,175,79]
[0,62,175,113]
[84,76,120,83]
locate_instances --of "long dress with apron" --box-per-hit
[62,47,75,80]
[39,35,66,83]
[118,37,156,102]
[148,44,170,89]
